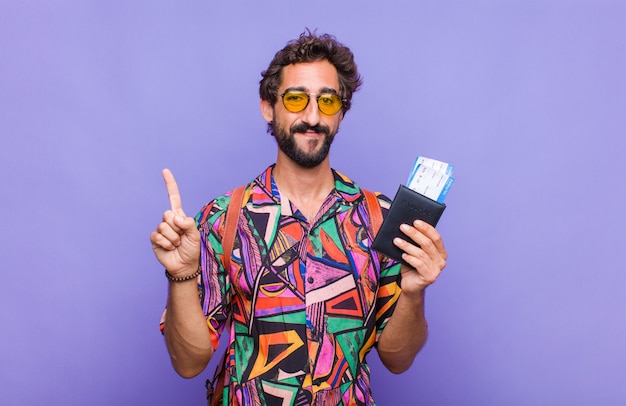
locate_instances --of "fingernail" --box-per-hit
[400,224,410,231]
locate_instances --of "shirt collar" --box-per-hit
[253,164,364,206]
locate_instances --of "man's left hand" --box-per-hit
[392,220,447,297]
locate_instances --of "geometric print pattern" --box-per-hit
[192,165,402,405]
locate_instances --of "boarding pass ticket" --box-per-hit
[406,156,455,203]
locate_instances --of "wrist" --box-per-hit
[165,266,201,283]
[400,287,426,305]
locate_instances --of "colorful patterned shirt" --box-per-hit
[192,165,401,405]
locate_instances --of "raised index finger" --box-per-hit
[162,168,185,215]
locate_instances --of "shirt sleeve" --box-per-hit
[158,194,233,351]
[372,194,403,342]
[196,194,233,350]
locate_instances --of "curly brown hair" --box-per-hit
[259,30,363,114]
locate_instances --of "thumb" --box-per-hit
[174,215,198,237]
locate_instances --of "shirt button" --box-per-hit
[307,277,314,284]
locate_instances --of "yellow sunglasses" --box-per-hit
[279,91,345,116]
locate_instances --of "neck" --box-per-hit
[273,154,335,219]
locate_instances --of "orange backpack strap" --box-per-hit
[362,189,383,238]
[222,185,246,271]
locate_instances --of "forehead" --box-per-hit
[280,60,340,92]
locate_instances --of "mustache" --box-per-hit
[290,123,330,136]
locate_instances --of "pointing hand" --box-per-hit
[150,169,201,277]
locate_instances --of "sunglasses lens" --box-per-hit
[282,92,309,113]
[317,94,342,115]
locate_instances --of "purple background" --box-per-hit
[2,1,625,404]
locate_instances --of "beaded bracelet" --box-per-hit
[165,266,201,282]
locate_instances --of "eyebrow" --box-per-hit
[283,86,339,95]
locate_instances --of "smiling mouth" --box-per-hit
[301,130,323,136]
[291,123,330,137]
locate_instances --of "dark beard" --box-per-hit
[268,121,336,168]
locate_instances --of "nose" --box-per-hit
[300,96,321,126]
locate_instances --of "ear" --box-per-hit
[260,99,274,122]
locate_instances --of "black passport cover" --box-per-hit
[372,185,446,264]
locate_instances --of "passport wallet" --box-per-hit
[372,184,446,264]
